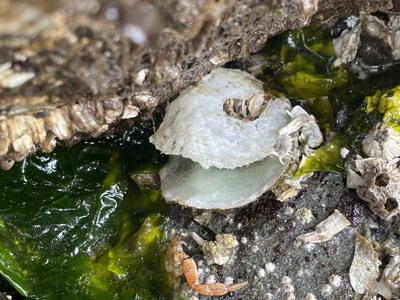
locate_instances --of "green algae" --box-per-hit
[0,118,171,300]
[260,26,349,174]
[261,26,348,100]
[365,85,400,132]
[295,135,346,177]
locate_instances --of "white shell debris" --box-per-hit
[333,12,400,73]
[333,18,361,67]
[159,154,290,209]
[297,209,351,243]
[279,105,323,149]
[349,233,381,295]
[380,255,400,298]
[150,68,292,169]
[346,157,400,219]
[362,122,400,161]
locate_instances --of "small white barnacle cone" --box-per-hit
[346,157,400,219]
[362,122,400,161]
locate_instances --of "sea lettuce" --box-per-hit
[262,26,348,100]
[0,120,170,299]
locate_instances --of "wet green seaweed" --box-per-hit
[365,85,400,132]
[260,26,349,173]
[0,118,171,299]
[261,25,348,100]
[261,26,400,174]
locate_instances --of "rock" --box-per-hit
[0,0,384,166]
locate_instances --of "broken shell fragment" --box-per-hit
[362,122,400,161]
[150,68,292,169]
[346,157,400,219]
[160,154,290,209]
[297,209,351,243]
[349,233,381,295]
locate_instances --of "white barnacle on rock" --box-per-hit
[346,157,400,219]
[150,68,292,170]
[151,68,322,209]
[362,122,400,161]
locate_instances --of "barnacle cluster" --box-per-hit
[333,12,400,76]
[346,157,400,219]
[150,68,322,209]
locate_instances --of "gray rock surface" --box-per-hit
[163,172,398,299]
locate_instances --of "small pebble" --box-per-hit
[305,293,317,300]
[281,276,292,284]
[257,268,266,278]
[329,274,342,288]
[265,262,276,274]
[321,283,333,298]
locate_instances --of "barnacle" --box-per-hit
[151,68,322,209]
[362,122,400,161]
[346,157,400,219]
[192,233,238,266]
[150,68,292,170]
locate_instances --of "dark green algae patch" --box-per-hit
[260,25,349,175]
[0,118,172,299]
[261,25,400,176]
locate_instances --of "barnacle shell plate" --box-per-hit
[150,68,292,169]
[160,154,289,209]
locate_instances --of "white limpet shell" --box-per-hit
[150,68,292,169]
[159,154,290,209]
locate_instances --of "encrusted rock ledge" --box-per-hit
[0,0,392,166]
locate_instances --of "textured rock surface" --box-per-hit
[0,0,391,165]
[163,172,400,299]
